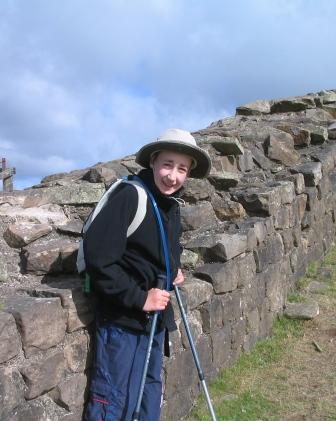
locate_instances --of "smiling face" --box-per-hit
[151,150,193,195]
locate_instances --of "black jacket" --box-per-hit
[84,169,182,332]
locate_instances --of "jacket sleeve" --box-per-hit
[83,184,148,311]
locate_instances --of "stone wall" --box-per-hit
[1,89,336,420]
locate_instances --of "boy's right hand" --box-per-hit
[143,288,170,312]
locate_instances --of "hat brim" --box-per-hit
[135,140,211,179]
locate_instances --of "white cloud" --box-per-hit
[0,0,335,189]
[6,153,76,178]
[0,138,14,150]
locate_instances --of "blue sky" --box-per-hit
[0,0,335,189]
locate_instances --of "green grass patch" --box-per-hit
[329,282,336,297]
[296,276,310,291]
[193,391,277,421]
[306,261,318,278]
[287,293,308,303]
[190,318,304,420]
[316,248,336,297]
[322,246,336,267]
[296,259,323,291]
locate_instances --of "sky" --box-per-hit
[0,0,335,190]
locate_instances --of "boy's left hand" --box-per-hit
[173,268,184,285]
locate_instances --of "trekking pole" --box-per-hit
[132,274,166,421]
[174,284,217,421]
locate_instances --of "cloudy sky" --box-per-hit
[0,0,335,189]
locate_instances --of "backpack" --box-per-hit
[76,178,148,292]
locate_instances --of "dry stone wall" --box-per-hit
[0,89,336,420]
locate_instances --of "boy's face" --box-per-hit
[151,150,193,195]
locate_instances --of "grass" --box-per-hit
[321,246,336,267]
[188,245,336,421]
[305,260,318,278]
[319,248,336,298]
[286,293,308,303]
[189,318,304,421]
[295,261,318,292]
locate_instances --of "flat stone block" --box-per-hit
[195,261,239,293]
[207,136,244,155]
[64,335,90,373]
[0,312,21,363]
[211,194,246,221]
[291,162,322,187]
[0,367,25,418]
[20,351,66,399]
[271,96,315,113]
[181,178,215,203]
[236,99,271,115]
[186,232,248,262]
[56,219,83,236]
[233,186,282,216]
[276,124,311,147]
[200,296,224,332]
[23,182,106,207]
[211,325,232,371]
[254,234,284,273]
[237,149,254,172]
[5,295,66,357]
[23,239,79,275]
[284,301,319,320]
[178,277,213,310]
[265,132,300,166]
[208,171,240,189]
[3,223,52,248]
[180,202,217,231]
[20,282,94,333]
[180,249,199,270]
[50,373,87,411]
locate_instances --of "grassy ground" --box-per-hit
[186,248,336,421]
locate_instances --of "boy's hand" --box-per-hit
[143,288,170,312]
[173,268,184,285]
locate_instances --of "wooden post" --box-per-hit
[0,158,16,192]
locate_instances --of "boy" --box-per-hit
[84,128,211,420]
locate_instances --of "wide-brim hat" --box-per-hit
[135,128,211,178]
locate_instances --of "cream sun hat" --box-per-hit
[135,128,211,179]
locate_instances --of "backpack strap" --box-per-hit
[126,181,148,237]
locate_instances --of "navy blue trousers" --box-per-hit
[85,320,165,421]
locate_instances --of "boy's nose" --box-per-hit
[167,169,177,182]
